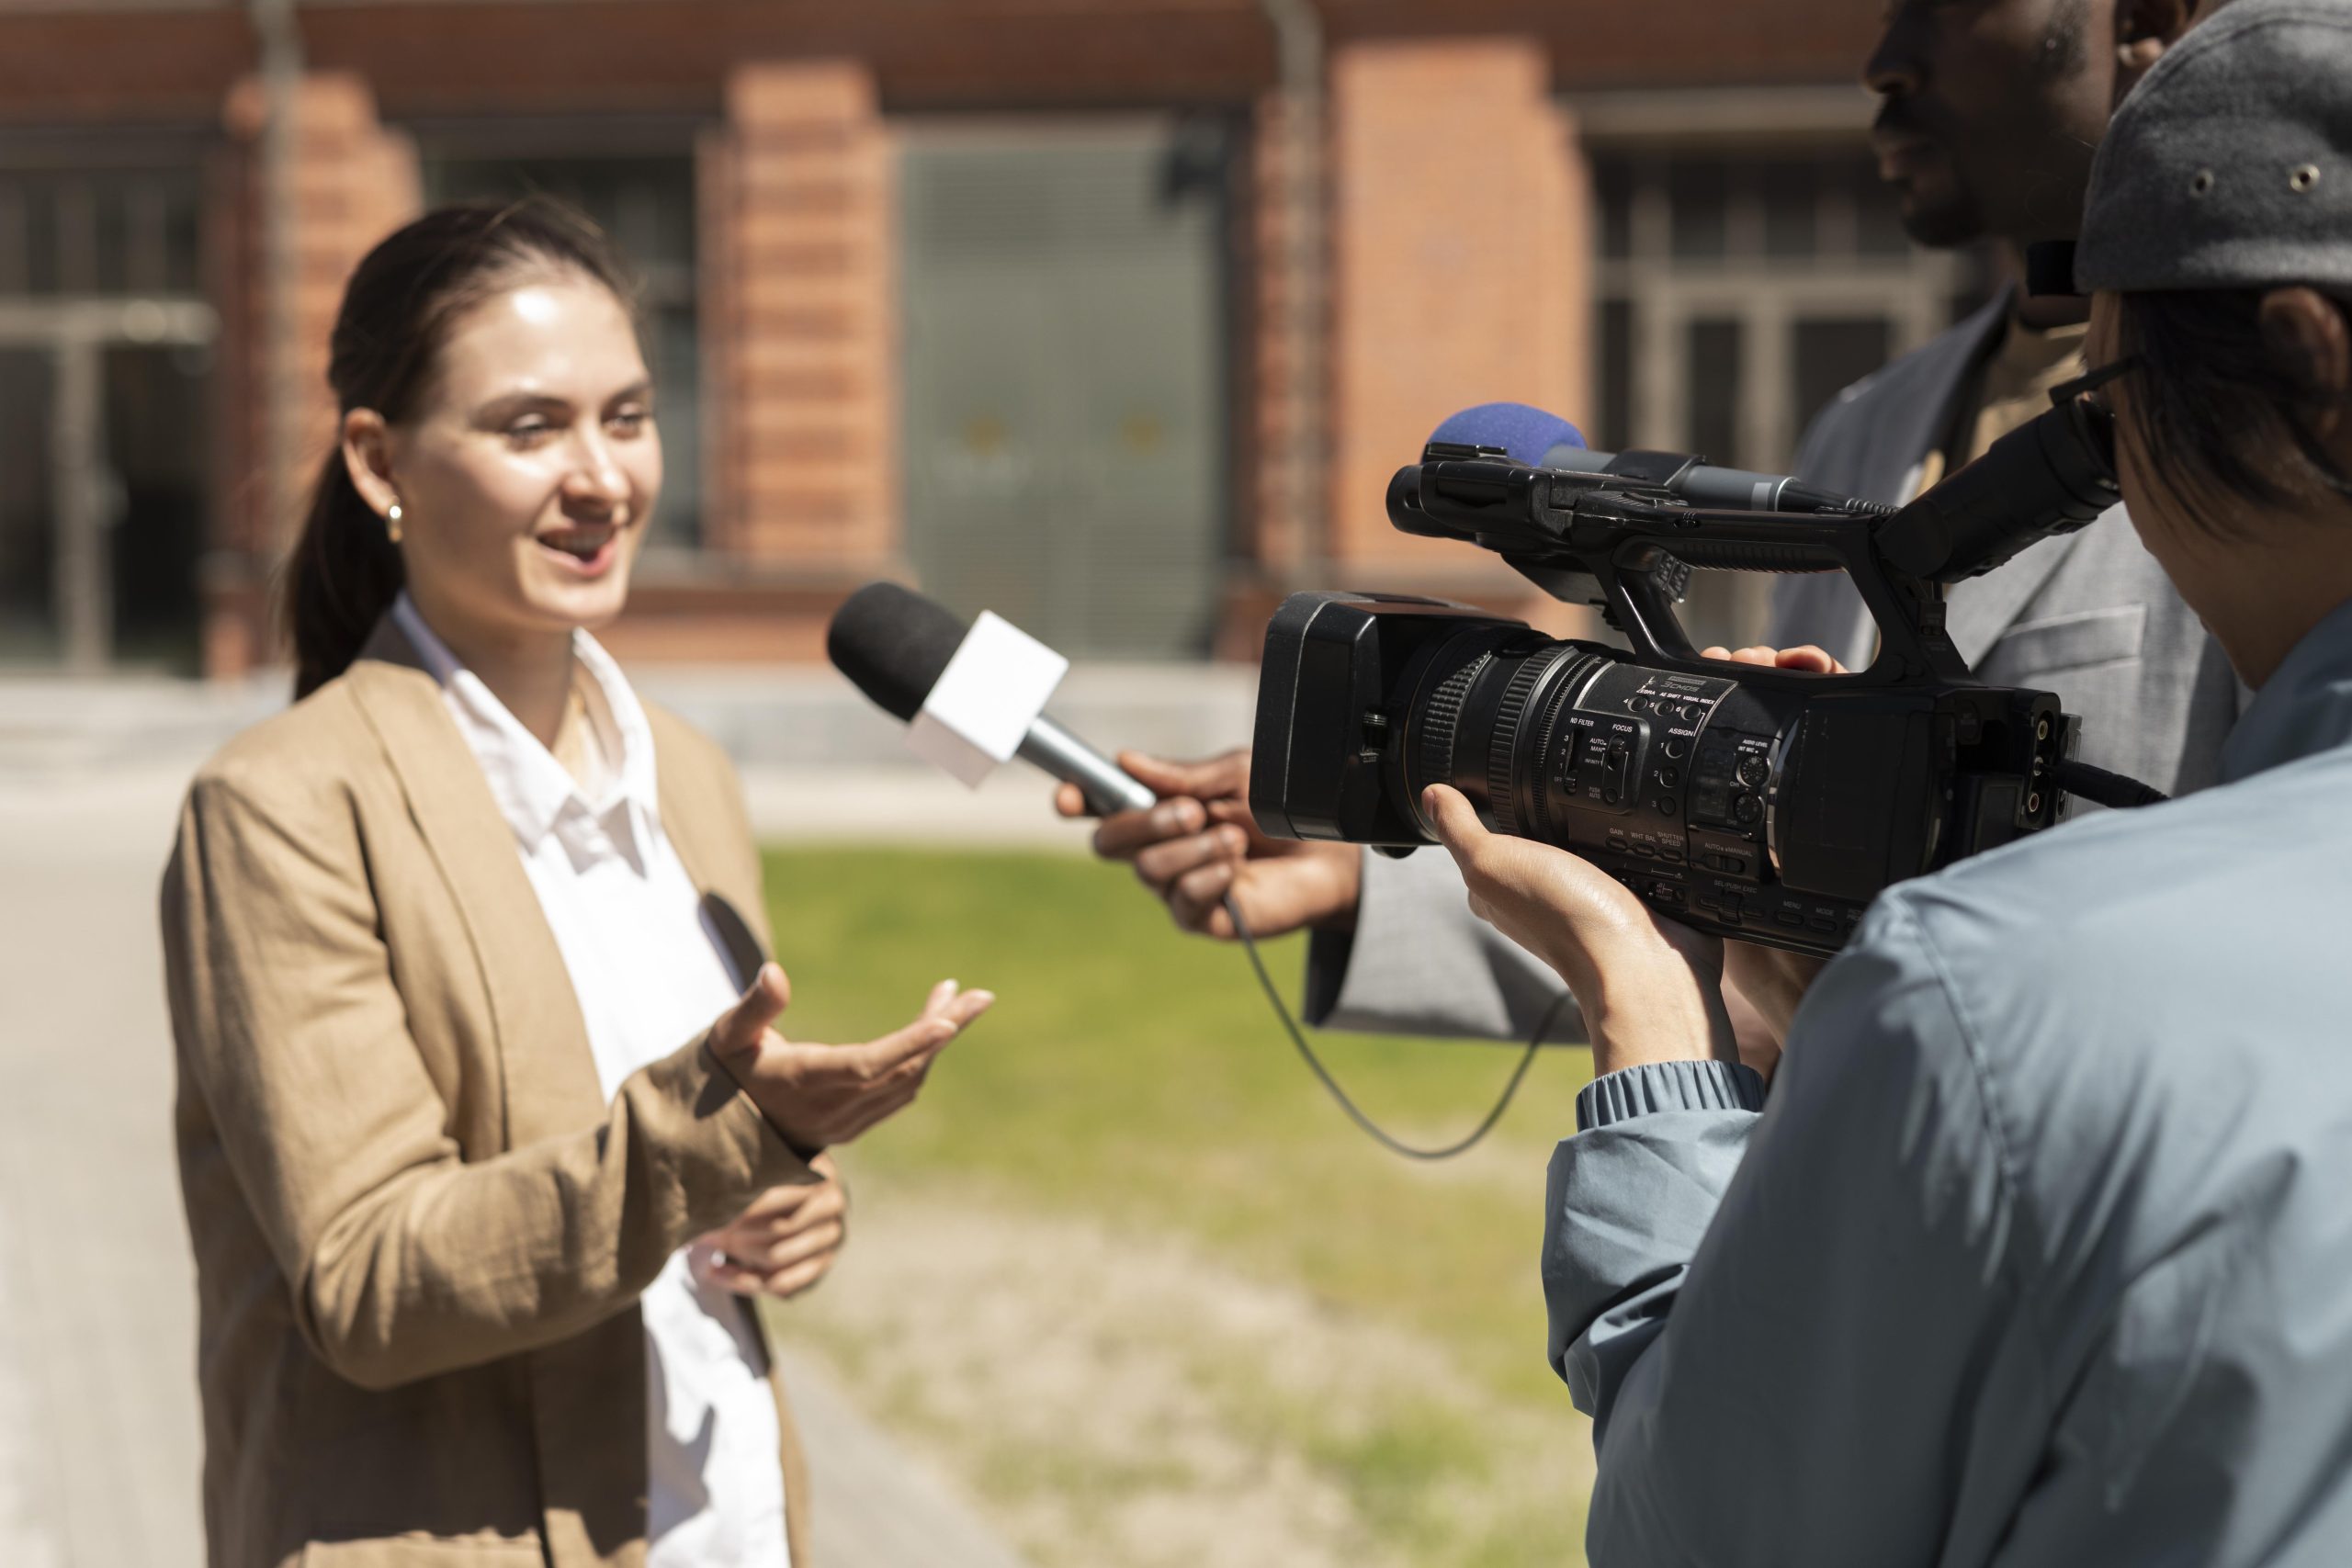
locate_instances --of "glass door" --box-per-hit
[899,119,1231,660]
[0,347,57,661]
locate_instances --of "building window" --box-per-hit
[0,167,204,299]
[1586,144,1985,647]
[1580,141,1984,644]
[1588,146,1979,465]
[898,118,1231,660]
[0,158,212,668]
[422,153,702,550]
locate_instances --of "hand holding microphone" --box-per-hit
[828,582,1154,816]
[824,581,1367,941]
[825,575,1555,1161]
[709,963,994,1152]
[1057,401,1872,949]
[1054,750,1363,941]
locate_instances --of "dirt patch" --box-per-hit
[775,1187,1590,1568]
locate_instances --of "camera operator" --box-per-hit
[1427,4,2352,1555]
[1065,0,2236,1053]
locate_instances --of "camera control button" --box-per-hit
[1652,797,1678,817]
[1658,843,1685,863]
[1772,909,1804,928]
[1805,915,1839,934]
[1736,756,1770,788]
[1663,738,1689,760]
[1633,843,1657,859]
[1627,697,1649,713]
[1732,794,1762,826]
[1656,767,1681,789]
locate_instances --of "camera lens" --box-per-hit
[1398,629,1610,841]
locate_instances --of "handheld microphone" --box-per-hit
[1430,401,1878,517]
[827,582,1158,817]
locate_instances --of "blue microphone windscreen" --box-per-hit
[1428,402,1587,466]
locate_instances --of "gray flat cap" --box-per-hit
[2078,0,2352,293]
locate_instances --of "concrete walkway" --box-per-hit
[0,656,1201,1566]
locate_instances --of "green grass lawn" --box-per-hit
[763,844,1602,1564]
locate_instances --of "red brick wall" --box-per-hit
[713,62,897,573]
[208,73,419,677]
[0,2,1881,128]
[1327,0,1881,88]
[1326,38,1586,573]
[0,0,1886,670]
[581,62,899,668]
[1245,90,1308,579]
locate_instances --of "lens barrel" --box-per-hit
[1396,628,1611,842]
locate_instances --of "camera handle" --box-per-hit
[1393,456,1975,691]
[1404,395,2117,691]
[1512,502,1975,690]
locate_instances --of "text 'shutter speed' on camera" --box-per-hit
[1249,398,2126,957]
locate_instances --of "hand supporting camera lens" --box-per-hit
[708,964,994,1151]
[1416,641,1848,1081]
[1056,750,1364,940]
[1419,784,1736,1077]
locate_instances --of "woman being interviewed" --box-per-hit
[162,200,989,1568]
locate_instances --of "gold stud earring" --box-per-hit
[386,501,404,545]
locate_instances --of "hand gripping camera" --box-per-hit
[1248,397,2136,957]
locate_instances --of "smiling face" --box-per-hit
[353,271,659,657]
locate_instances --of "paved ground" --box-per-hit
[0,765,210,1568]
[0,657,1252,1568]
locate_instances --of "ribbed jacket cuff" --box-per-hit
[1576,1059,1767,1132]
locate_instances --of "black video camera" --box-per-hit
[1248,398,2126,957]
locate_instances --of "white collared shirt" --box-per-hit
[391,593,789,1567]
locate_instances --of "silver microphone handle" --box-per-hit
[1017,715,1157,816]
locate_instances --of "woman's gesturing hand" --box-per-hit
[692,1152,849,1301]
[710,967,993,1152]
[1419,784,1735,1077]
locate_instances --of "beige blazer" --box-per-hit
[161,619,816,1568]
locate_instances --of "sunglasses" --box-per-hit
[2049,355,2143,412]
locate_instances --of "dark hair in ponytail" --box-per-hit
[283,198,637,698]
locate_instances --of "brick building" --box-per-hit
[0,0,1975,678]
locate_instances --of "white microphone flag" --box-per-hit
[905,610,1069,789]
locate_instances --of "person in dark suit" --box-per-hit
[1068,0,2237,1053]
[1770,0,2241,797]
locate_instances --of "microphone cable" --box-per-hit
[1224,892,1577,1161]
[1221,756,2166,1161]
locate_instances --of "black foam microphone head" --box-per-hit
[826,581,971,722]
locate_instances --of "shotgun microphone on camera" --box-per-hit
[1430,401,1885,517]
[827,581,1158,816]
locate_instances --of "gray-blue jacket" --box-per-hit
[1550,596,2352,1566]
